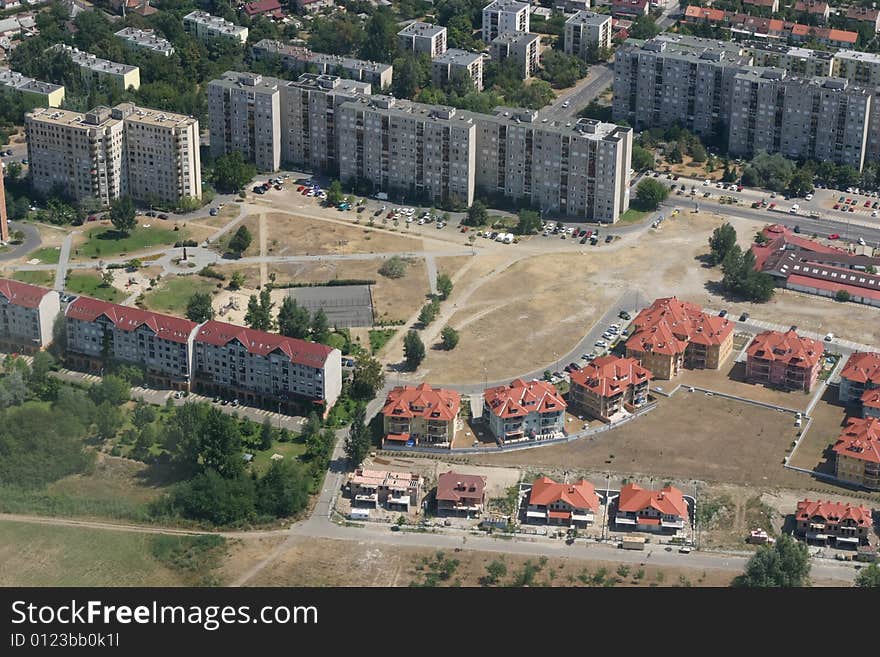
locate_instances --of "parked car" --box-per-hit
[567,362,581,371]
[805,193,813,201]
[828,233,840,240]
[739,312,750,322]
[604,235,613,243]
[824,332,835,342]
[158,213,168,220]
[718,309,728,317]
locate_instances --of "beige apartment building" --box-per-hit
[490,32,541,79]
[114,27,174,56]
[208,72,282,172]
[26,103,200,207]
[183,10,248,44]
[0,279,61,354]
[728,69,871,170]
[49,45,140,91]
[482,0,530,42]
[0,69,65,108]
[432,49,484,91]
[397,22,447,57]
[474,109,632,223]
[337,96,477,207]
[564,11,612,61]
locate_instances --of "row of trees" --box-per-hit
[708,223,776,303]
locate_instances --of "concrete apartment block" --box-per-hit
[114,27,174,56]
[183,10,248,43]
[490,32,541,79]
[49,45,140,90]
[397,22,447,57]
[483,0,530,42]
[432,49,484,91]
[0,68,65,107]
[564,11,612,61]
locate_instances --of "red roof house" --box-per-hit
[243,0,283,18]
[381,384,461,448]
[0,278,55,309]
[66,296,196,344]
[483,378,567,443]
[527,476,600,526]
[436,471,487,515]
[839,352,880,411]
[795,499,873,544]
[616,483,689,533]
[746,329,824,392]
[568,355,651,420]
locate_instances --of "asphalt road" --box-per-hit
[0,221,41,262]
[540,64,614,122]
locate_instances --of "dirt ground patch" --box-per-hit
[216,535,287,586]
[789,387,852,474]
[469,393,809,487]
[262,212,423,257]
[211,213,261,257]
[434,255,473,280]
[243,535,736,587]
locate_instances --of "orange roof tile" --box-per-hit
[381,383,461,422]
[569,355,652,398]
[832,417,880,464]
[67,296,196,344]
[684,5,724,21]
[436,471,486,502]
[0,278,54,309]
[827,28,858,43]
[626,297,733,357]
[484,378,567,419]
[529,476,599,511]
[861,389,880,410]
[840,352,880,386]
[796,499,872,526]
[618,483,689,518]
[747,329,824,370]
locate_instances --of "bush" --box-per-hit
[379,256,408,279]
[835,289,851,302]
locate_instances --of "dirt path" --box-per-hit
[259,212,268,287]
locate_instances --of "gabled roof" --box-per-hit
[484,378,567,419]
[626,297,732,356]
[747,329,823,369]
[436,471,487,502]
[833,416,880,464]
[381,383,461,421]
[684,5,725,21]
[195,320,333,367]
[845,6,880,21]
[569,355,651,398]
[243,0,281,15]
[794,0,828,13]
[66,296,196,344]
[796,499,872,525]
[0,278,54,309]
[861,388,880,410]
[841,352,880,386]
[529,476,599,511]
[618,483,688,518]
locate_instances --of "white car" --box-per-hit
[716,182,724,189]
[595,340,608,348]
[789,204,799,214]
[805,193,813,201]
[859,237,867,245]
[562,100,570,108]
[703,179,710,186]
[872,210,878,218]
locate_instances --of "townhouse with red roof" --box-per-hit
[611,0,649,17]
[794,0,829,23]
[381,383,461,448]
[839,352,880,419]
[193,320,341,415]
[846,6,880,33]
[0,279,60,353]
[526,476,600,527]
[483,378,567,444]
[65,296,196,389]
[568,355,651,421]
[625,297,733,380]
[745,329,824,392]
[348,468,423,512]
[615,483,689,533]
[833,417,880,490]
[743,0,778,12]
[436,471,487,516]
[795,499,873,546]
[242,0,284,19]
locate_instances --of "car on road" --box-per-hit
[789,204,799,214]
[567,362,581,371]
[825,332,835,342]
[718,309,728,317]
[594,340,608,348]
[158,213,168,220]
[604,235,613,243]
[562,100,570,108]
[794,225,801,233]
[703,192,711,198]
[768,202,776,209]
[859,237,867,245]
[703,179,710,186]
[828,233,840,240]
[805,193,813,201]
[739,312,749,321]
[209,207,219,216]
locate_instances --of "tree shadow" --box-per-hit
[694,253,715,269]
[96,229,131,241]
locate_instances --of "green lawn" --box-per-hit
[12,270,54,286]
[75,225,186,259]
[65,272,124,302]
[249,440,308,474]
[617,208,652,224]
[29,246,61,264]
[489,214,518,229]
[369,328,397,353]
[142,276,217,316]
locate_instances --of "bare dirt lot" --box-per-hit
[211,213,261,257]
[789,387,851,475]
[469,393,809,488]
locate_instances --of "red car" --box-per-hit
[833,203,840,210]
[768,202,776,209]
[585,230,593,238]
[386,211,395,218]
[865,201,871,207]
[737,185,743,192]
[828,233,840,239]
[297,185,305,192]
[846,198,852,204]
[849,206,856,212]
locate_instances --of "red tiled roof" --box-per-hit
[569,355,651,398]
[548,510,570,520]
[529,476,599,511]
[0,278,53,309]
[846,6,879,21]
[637,517,661,525]
[786,273,880,302]
[744,0,775,6]
[795,0,828,13]
[436,471,486,502]
[381,383,461,422]
[484,378,566,419]
[747,329,823,370]
[384,432,410,443]
[66,296,196,344]
[833,417,880,464]
[840,352,880,386]
[626,297,733,357]
[684,5,725,21]
[195,320,333,367]
[826,28,858,44]
[796,499,872,525]
[861,388,880,410]
[618,483,688,518]
[752,224,847,272]
[243,0,281,15]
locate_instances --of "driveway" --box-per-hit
[0,221,40,262]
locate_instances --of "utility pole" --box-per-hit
[602,472,610,541]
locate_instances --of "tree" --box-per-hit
[418,298,440,325]
[481,560,507,586]
[631,144,654,171]
[259,418,273,451]
[359,8,398,63]
[788,167,815,197]
[379,256,408,279]
[436,272,454,299]
[310,308,330,344]
[228,271,246,290]
[186,292,215,323]
[733,535,810,587]
[538,50,588,88]
[747,151,795,193]
[165,469,256,525]
[515,209,542,235]
[344,404,370,465]
[212,152,256,193]
[630,14,661,39]
[132,401,157,426]
[441,326,460,350]
[255,460,310,518]
[463,200,488,227]
[325,179,344,206]
[403,330,426,370]
[277,297,311,339]
[689,142,707,163]
[708,223,737,266]
[855,563,880,587]
[94,400,123,440]
[90,375,129,406]
[350,352,385,400]
[228,225,252,257]
[101,270,114,287]
[635,178,669,210]
[109,196,136,235]
[244,288,275,331]
[131,423,157,461]
[666,144,684,164]
[199,408,246,479]
[836,289,851,303]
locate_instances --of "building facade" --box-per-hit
[183,11,248,44]
[397,22,447,57]
[0,163,8,243]
[193,320,342,415]
[436,471,487,515]
[625,297,734,379]
[115,28,174,56]
[65,297,196,390]
[0,279,60,353]
[833,417,880,490]
[568,355,651,420]
[50,45,141,91]
[745,329,824,392]
[381,383,462,449]
[795,499,873,546]
[208,72,282,172]
[745,42,835,79]
[338,96,477,207]
[432,49,484,91]
[615,483,689,533]
[490,32,541,79]
[0,69,65,107]
[251,40,393,89]
[526,476,600,526]
[348,468,423,512]
[482,0,530,42]
[483,378,567,444]
[564,11,612,61]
